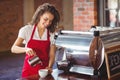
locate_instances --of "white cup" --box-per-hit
[38,69,48,78]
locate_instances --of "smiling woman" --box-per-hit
[11,3,60,78]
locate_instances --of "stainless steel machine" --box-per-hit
[55,27,120,77]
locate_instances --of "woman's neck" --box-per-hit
[37,24,45,38]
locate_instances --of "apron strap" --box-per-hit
[30,24,50,40]
[30,24,37,39]
[47,30,50,40]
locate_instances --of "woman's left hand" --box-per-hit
[46,67,53,74]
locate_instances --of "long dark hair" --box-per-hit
[29,3,60,33]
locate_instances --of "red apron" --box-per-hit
[22,24,50,77]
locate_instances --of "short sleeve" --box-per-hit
[18,25,33,44]
[18,26,26,39]
[50,33,55,45]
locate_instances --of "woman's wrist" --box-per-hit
[46,66,52,69]
[46,66,52,74]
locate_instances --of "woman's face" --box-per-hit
[39,12,54,28]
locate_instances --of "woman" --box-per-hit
[11,3,60,77]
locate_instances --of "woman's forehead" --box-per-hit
[42,12,54,19]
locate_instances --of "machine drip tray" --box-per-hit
[70,65,94,75]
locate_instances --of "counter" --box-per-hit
[17,69,110,80]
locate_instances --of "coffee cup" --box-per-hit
[38,69,48,78]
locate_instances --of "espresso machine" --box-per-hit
[55,27,120,78]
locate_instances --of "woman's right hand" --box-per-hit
[25,48,36,56]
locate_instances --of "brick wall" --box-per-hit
[73,0,97,31]
[0,0,23,51]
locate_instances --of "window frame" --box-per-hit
[98,0,120,27]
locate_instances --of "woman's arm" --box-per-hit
[11,37,35,56]
[48,44,56,68]
[11,37,26,54]
[46,44,56,74]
